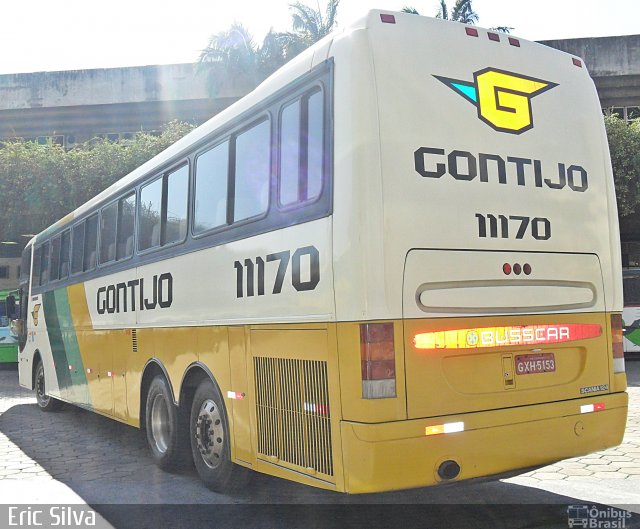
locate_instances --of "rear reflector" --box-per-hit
[414,323,602,350]
[572,57,583,67]
[425,422,465,436]
[581,402,605,414]
[361,323,396,399]
[611,313,625,373]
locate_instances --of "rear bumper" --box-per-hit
[340,392,628,493]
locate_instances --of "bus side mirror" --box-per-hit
[5,295,16,319]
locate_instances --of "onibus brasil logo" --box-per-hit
[434,68,557,134]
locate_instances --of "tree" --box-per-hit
[277,0,340,60]
[604,114,640,218]
[198,24,287,96]
[0,121,196,245]
[199,1,340,96]
[402,1,511,32]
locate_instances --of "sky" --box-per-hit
[0,0,637,75]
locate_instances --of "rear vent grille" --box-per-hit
[254,357,333,477]
[131,329,138,353]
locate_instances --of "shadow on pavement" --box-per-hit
[1,402,638,529]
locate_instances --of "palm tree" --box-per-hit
[199,24,287,96]
[402,2,510,32]
[199,1,340,97]
[277,0,340,61]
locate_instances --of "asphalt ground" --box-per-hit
[0,362,638,529]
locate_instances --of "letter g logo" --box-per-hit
[435,68,557,134]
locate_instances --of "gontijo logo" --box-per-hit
[435,68,557,134]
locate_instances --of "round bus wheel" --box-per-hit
[34,361,62,412]
[190,378,235,491]
[145,375,190,471]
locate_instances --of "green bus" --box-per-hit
[0,289,18,364]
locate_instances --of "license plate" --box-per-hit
[515,353,556,375]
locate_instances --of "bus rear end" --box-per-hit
[334,12,627,493]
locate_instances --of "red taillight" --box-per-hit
[465,27,478,37]
[414,323,602,350]
[611,313,625,373]
[380,14,396,24]
[572,57,583,68]
[361,323,396,399]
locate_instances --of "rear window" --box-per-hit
[623,273,640,305]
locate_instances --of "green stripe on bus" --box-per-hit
[42,291,73,396]
[43,289,91,405]
[53,288,91,406]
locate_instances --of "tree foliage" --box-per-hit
[199,1,339,97]
[403,1,511,32]
[0,121,196,245]
[604,114,640,218]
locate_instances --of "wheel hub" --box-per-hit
[150,394,171,454]
[195,399,224,469]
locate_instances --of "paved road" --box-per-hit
[0,362,638,528]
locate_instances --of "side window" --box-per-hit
[71,223,85,274]
[59,230,71,279]
[32,246,42,288]
[117,192,136,260]
[165,165,189,245]
[39,241,50,286]
[100,201,118,264]
[49,236,61,282]
[138,164,188,251]
[233,119,270,222]
[139,177,162,252]
[279,88,324,207]
[194,141,229,234]
[84,214,99,272]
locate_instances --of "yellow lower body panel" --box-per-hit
[340,392,628,494]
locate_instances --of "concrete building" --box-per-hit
[0,63,244,148]
[541,34,640,122]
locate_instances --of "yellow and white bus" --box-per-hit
[17,11,628,493]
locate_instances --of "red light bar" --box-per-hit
[465,27,479,37]
[488,32,500,42]
[380,14,396,24]
[414,323,602,350]
[508,37,520,47]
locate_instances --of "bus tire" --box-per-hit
[34,361,62,412]
[145,375,190,471]
[190,377,234,491]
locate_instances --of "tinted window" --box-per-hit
[100,201,118,264]
[50,236,61,282]
[624,275,640,305]
[234,119,270,222]
[139,178,162,251]
[117,193,136,260]
[279,89,324,207]
[280,101,301,205]
[59,230,71,279]
[165,165,189,245]
[71,223,85,274]
[194,142,229,233]
[307,90,324,200]
[84,214,98,271]
[39,241,50,286]
[32,247,42,287]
